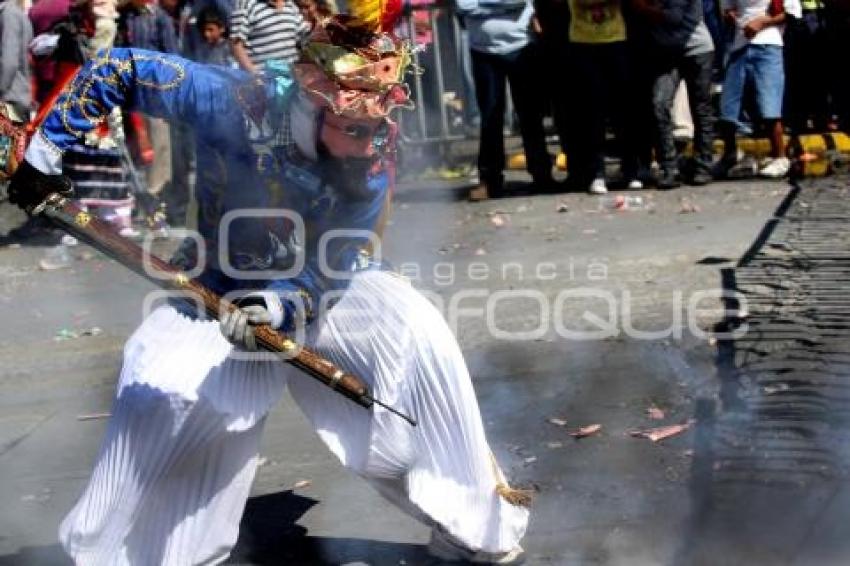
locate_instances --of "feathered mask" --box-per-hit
[295,0,413,120]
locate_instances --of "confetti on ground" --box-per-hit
[490,214,507,227]
[76,413,111,421]
[570,424,602,438]
[55,326,103,341]
[646,405,665,420]
[629,421,695,442]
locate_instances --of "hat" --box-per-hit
[294,0,413,120]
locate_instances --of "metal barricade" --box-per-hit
[396,0,476,146]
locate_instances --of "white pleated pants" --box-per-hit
[60,271,529,565]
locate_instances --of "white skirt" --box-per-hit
[60,271,529,565]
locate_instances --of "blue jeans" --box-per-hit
[720,44,785,125]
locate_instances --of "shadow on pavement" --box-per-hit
[229,490,435,565]
[0,545,70,566]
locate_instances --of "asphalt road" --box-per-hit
[0,177,800,565]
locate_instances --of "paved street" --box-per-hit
[2,176,841,565]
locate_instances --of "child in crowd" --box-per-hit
[195,6,233,66]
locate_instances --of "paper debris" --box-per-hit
[76,412,111,421]
[629,421,694,442]
[556,202,569,213]
[474,248,487,256]
[570,424,602,438]
[55,326,102,341]
[523,456,537,464]
[546,441,563,449]
[679,199,701,214]
[646,405,665,420]
[548,417,568,427]
[490,214,507,227]
[293,479,312,490]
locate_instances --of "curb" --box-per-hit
[506,132,850,177]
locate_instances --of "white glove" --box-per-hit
[219,292,285,351]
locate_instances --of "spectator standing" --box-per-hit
[456,0,555,201]
[826,0,850,132]
[784,0,830,132]
[0,0,33,122]
[632,0,715,188]
[183,0,235,61]
[230,0,310,71]
[0,0,41,246]
[564,0,641,194]
[118,0,180,216]
[714,0,802,179]
[196,5,234,65]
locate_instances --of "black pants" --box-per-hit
[651,50,715,173]
[825,7,850,132]
[785,10,830,132]
[566,41,638,183]
[471,44,551,185]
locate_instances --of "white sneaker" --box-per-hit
[759,157,790,178]
[627,178,644,190]
[589,178,608,194]
[428,528,526,565]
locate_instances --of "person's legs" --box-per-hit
[288,271,530,556]
[507,41,554,188]
[650,52,682,188]
[567,43,607,191]
[825,7,850,131]
[59,305,284,565]
[715,46,748,177]
[752,45,790,176]
[682,50,716,183]
[471,49,508,199]
[604,41,641,184]
[627,39,657,187]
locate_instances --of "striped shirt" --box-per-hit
[230,0,309,65]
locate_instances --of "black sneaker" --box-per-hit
[691,169,713,186]
[711,154,738,180]
[657,169,681,190]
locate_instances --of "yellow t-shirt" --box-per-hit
[568,0,627,44]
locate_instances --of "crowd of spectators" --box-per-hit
[2,0,850,237]
[459,0,850,199]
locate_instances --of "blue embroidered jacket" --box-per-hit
[27,48,393,326]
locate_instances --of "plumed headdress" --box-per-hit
[294,0,413,120]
